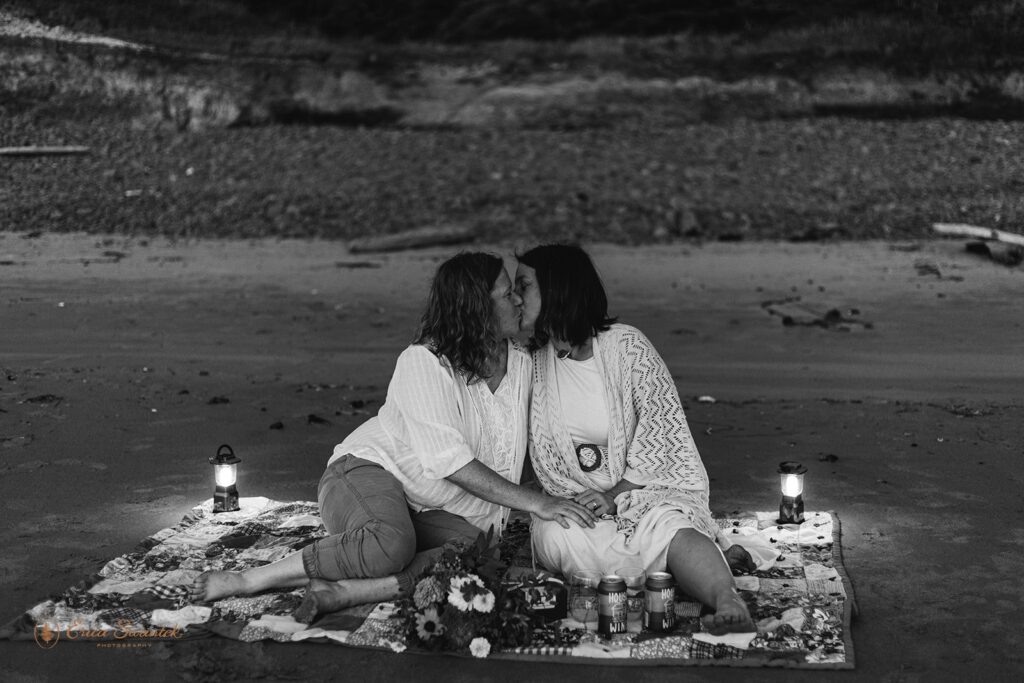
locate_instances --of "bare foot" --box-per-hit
[189,570,251,603]
[293,579,354,625]
[700,591,756,635]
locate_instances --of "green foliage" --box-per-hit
[18,0,1024,46]
[248,0,1024,50]
[247,0,803,41]
[14,0,266,36]
[14,1,1024,75]
[440,525,506,584]
[396,526,543,655]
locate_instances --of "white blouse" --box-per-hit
[330,341,531,535]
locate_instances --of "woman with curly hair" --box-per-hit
[190,252,598,619]
[515,244,755,635]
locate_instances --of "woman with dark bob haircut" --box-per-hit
[516,244,755,634]
[191,252,598,620]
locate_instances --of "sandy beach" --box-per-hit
[1,232,1022,681]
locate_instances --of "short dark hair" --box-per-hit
[517,244,616,349]
[413,251,504,384]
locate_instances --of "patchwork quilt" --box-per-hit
[1,497,856,668]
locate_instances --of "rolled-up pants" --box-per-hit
[300,454,479,594]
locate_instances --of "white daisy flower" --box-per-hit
[469,636,491,658]
[472,590,495,613]
[447,585,473,612]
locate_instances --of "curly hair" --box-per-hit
[517,243,617,350]
[412,251,504,384]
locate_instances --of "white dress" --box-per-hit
[529,326,711,578]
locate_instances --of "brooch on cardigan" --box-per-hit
[575,443,604,472]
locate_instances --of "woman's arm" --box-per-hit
[393,347,596,528]
[447,460,598,529]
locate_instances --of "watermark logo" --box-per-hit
[34,622,60,649]
[32,620,183,650]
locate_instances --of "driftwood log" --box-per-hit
[348,225,475,254]
[0,146,91,157]
[932,223,1024,247]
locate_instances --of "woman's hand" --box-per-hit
[572,489,617,516]
[534,495,600,530]
[444,460,599,529]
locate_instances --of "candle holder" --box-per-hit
[210,444,241,513]
[777,461,806,525]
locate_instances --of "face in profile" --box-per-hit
[514,263,541,334]
[490,269,523,338]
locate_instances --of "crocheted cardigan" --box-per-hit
[528,324,716,541]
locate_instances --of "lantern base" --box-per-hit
[777,494,804,525]
[213,485,240,513]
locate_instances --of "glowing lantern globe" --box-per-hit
[777,461,807,525]
[210,444,241,513]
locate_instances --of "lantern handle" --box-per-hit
[210,443,241,465]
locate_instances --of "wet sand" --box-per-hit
[1,233,1022,682]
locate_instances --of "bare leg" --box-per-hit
[294,576,402,624]
[667,529,756,635]
[292,545,449,624]
[189,550,308,602]
[189,523,460,605]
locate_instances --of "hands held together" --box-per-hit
[534,488,616,529]
[573,488,617,516]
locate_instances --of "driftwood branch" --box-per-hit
[348,225,475,254]
[0,146,91,157]
[932,223,1024,247]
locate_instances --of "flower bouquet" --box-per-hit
[397,527,538,658]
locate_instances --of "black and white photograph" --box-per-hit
[2,2,1023,681]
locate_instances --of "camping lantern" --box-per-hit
[777,461,807,525]
[210,444,241,513]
